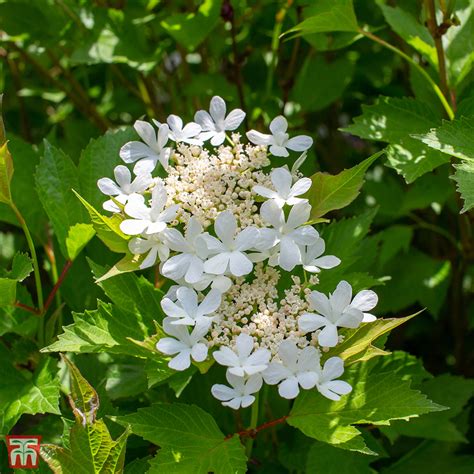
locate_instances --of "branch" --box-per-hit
[43,260,72,314]
[225,415,289,441]
[14,301,40,315]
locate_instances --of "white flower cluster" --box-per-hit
[98,96,379,410]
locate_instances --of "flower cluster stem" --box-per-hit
[245,392,260,458]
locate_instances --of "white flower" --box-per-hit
[120,182,178,236]
[201,211,258,277]
[263,340,319,399]
[153,115,202,145]
[120,120,172,174]
[260,200,317,271]
[161,217,208,284]
[156,318,211,371]
[211,372,262,410]
[97,165,153,213]
[129,232,170,269]
[246,116,313,157]
[213,333,270,377]
[253,167,311,208]
[164,274,233,300]
[315,357,352,401]
[194,96,246,146]
[300,239,341,273]
[298,281,378,348]
[161,286,222,326]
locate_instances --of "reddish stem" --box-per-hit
[14,301,40,315]
[225,415,289,440]
[43,260,72,313]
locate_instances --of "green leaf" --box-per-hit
[161,0,220,51]
[381,441,474,474]
[0,277,17,306]
[292,54,356,111]
[377,2,437,67]
[42,301,165,361]
[288,357,445,453]
[61,355,100,425]
[342,97,449,182]
[413,116,474,162]
[307,151,382,219]
[35,141,88,258]
[10,252,33,281]
[451,162,474,212]
[0,348,60,435]
[78,128,136,210]
[73,190,129,254]
[0,135,48,242]
[94,254,143,283]
[387,374,474,442]
[325,313,419,366]
[285,0,359,36]
[89,260,164,323]
[306,441,376,473]
[0,141,13,204]
[66,223,95,261]
[41,420,128,474]
[115,403,247,473]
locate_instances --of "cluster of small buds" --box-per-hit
[97,95,379,410]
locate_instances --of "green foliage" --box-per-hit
[288,356,445,454]
[116,403,247,473]
[307,151,382,219]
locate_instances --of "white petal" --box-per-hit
[156,337,186,355]
[246,130,273,146]
[235,333,254,358]
[214,211,236,247]
[210,131,226,146]
[298,313,328,333]
[240,395,256,408]
[184,257,205,284]
[253,185,277,199]
[269,144,289,157]
[120,219,148,235]
[204,253,230,275]
[246,349,271,371]
[161,298,187,319]
[163,228,189,253]
[114,165,131,188]
[271,167,292,196]
[325,380,352,396]
[177,287,198,317]
[311,255,341,269]
[191,343,208,362]
[263,362,291,385]
[278,340,299,368]
[169,350,192,371]
[213,347,240,367]
[97,177,121,196]
[337,307,364,329]
[297,371,318,390]
[145,221,166,235]
[291,226,318,245]
[141,247,159,269]
[211,383,237,402]
[287,202,311,229]
[223,398,244,410]
[278,378,300,399]
[286,135,313,152]
[229,251,253,276]
[260,200,284,228]
[296,346,320,372]
[194,110,215,132]
[161,254,190,281]
[289,177,312,197]
[157,123,170,150]
[269,116,288,135]
[362,313,377,323]
[224,109,246,130]
[133,156,157,175]
[322,357,345,381]
[134,120,157,147]
[167,114,183,132]
[198,288,222,316]
[351,290,378,312]
[245,374,263,394]
[182,122,202,137]
[209,96,226,123]
[278,237,301,271]
[308,291,332,318]
[331,280,353,313]
[318,324,339,348]
[120,141,154,163]
[234,227,259,252]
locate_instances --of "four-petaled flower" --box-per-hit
[153,115,202,145]
[120,120,172,174]
[315,357,352,401]
[263,340,320,399]
[202,211,259,277]
[162,217,208,284]
[156,318,211,371]
[260,200,317,271]
[253,167,311,208]
[97,165,153,213]
[213,333,270,377]
[161,286,222,326]
[195,96,246,146]
[211,373,263,409]
[247,116,313,157]
[120,182,178,236]
[300,239,341,273]
[298,280,378,348]
[129,232,170,269]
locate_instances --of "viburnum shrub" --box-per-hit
[96,95,380,409]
